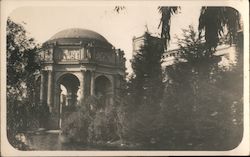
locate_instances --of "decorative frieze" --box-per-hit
[39,44,125,69]
[61,49,81,61]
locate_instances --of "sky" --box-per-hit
[9,5,201,73]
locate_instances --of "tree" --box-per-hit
[198,7,243,148]
[114,6,179,50]
[123,32,164,147]
[158,6,180,50]
[7,18,39,86]
[198,7,241,50]
[160,25,243,150]
[7,18,40,149]
[114,6,126,13]
[113,5,243,149]
[130,32,164,108]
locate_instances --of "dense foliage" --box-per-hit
[60,95,120,146]
[7,18,41,149]
[198,7,241,50]
[130,32,164,108]
[158,26,243,150]
[118,32,165,147]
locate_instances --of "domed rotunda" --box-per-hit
[38,28,126,129]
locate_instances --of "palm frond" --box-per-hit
[198,7,240,49]
[158,6,180,50]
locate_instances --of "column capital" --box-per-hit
[88,65,96,72]
[44,65,53,71]
[80,66,87,72]
[88,67,96,72]
[80,66,96,72]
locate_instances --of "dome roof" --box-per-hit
[46,28,110,45]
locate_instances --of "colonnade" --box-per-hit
[39,69,115,113]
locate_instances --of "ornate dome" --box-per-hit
[45,28,111,46]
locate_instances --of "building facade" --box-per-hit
[132,34,238,68]
[161,45,238,67]
[38,28,126,129]
[132,34,162,56]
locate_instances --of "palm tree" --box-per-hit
[114,6,126,13]
[198,7,241,50]
[114,6,180,50]
[158,7,180,50]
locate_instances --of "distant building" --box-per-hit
[132,33,162,56]
[132,34,239,68]
[161,44,238,67]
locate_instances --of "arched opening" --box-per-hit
[57,73,80,129]
[94,75,112,110]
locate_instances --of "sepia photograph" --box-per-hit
[0,0,249,156]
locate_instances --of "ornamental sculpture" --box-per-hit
[61,49,81,61]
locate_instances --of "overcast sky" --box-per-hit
[9,5,201,73]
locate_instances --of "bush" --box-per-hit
[60,95,119,144]
[60,104,90,144]
[7,95,41,149]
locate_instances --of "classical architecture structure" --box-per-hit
[132,34,238,67]
[161,44,238,67]
[38,28,126,129]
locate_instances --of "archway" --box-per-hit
[57,73,80,129]
[94,75,112,110]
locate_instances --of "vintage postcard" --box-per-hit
[0,0,249,156]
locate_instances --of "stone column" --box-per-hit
[57,86,62,129]
[54,84,61,113]
[40,70,45,104]
[80,70,86,104]
[90,71,95,96]
[47,70,53,112]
